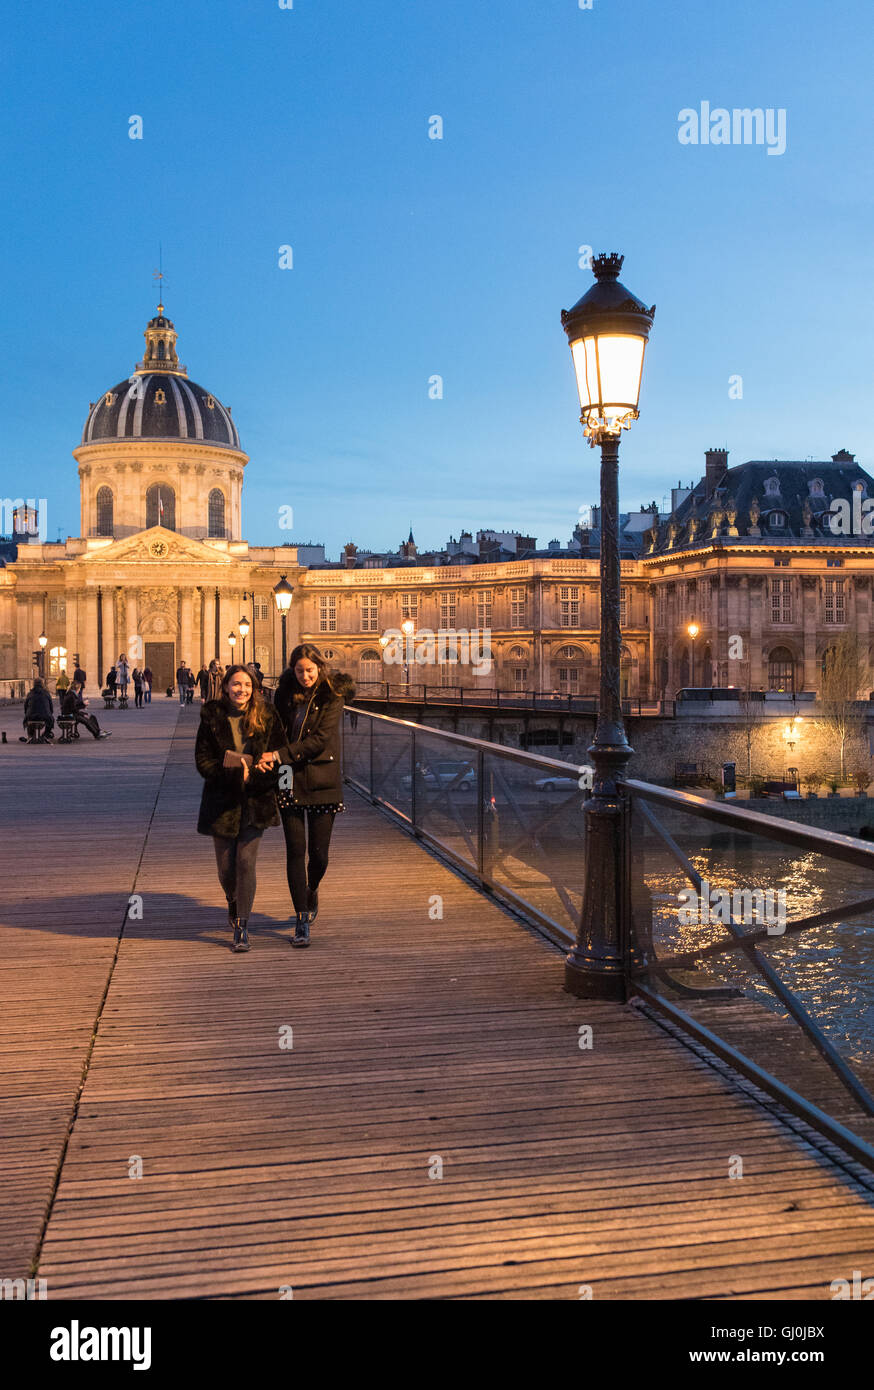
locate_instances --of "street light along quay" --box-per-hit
[239,614,250,664]
[560,252,655,999]
[687,622,699,686]
[273,575,294,671]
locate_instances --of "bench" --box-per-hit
[57,718,80,743]
[24,720,49,744]
[102,689,117,709]
[117,691,129,709]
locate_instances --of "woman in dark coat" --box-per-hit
[256,643,355,947]
[195,664,285,953]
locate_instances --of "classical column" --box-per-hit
[748,577,764,688]
[801,576,818,692]
[84,588,99,690]
[126,588,140,660]
[15,597,30,680]
[65,589,80,670]
[203,587,216,663]
[180,589,194,667]
[103,586,116,673]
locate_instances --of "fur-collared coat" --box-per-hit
[195,699,285,837]
[272,671,356,807]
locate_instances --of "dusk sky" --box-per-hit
[3,0,872,554]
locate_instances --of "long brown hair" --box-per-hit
[283,643,344,702]
[221,664,269,735]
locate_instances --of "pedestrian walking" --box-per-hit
[132,667,144,708]
[196,665,210,701]
[61,682,111,739]
[55,670,71,699]
[73,664,86,689]
[186,667,196,704]
[176,661,190,705]
[206,659,223,702]
[257,644,355,948]
[195,665,284,953]
[105,666,117,697]
[142,666,152,704]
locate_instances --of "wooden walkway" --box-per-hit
[2,699,874,1299]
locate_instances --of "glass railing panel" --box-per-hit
[370,718,413,820]
[410,728,479,872]
[483,751,585,940]
[629,792,874,1146]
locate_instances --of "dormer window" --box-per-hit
[768,510,787,528]
[853,479,868,500]
[763,475,781,497]
[808,477,825,497]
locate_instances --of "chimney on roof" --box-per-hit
[832,448,855,463]
[704,447,728,498]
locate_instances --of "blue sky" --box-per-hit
[2,0,872,554]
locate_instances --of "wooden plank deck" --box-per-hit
[2,700,874,1299]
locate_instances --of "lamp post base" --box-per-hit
[564,768,629,1001]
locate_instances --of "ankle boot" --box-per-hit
[290,912,310,948]
[232,919,250,952]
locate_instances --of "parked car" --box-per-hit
[401,761,476,791]
[534,775,581,793]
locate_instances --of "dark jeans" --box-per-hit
[212,826,264,922]
[23,716,54,738]
[281,810,336,913]
[134,687,143,707]
[75,711,101,739]
[144,688,151,703]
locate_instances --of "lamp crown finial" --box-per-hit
[592,252,624,281]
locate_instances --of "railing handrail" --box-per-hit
[346,705,591,776]
[625,778,874,869]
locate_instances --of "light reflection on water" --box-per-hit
[641,838,874,1064]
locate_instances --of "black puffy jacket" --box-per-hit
[272,672,356,807]
[195,700,285,837]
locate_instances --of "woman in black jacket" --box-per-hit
[256,644,355,947]
[195,664,285,952]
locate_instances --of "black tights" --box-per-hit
[282,811,336,913]
[212,826,263,922]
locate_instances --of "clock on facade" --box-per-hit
[148,539,169,558]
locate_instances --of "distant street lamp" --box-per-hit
[783,717,801,752]
[273,575,294,671]
[561,251,655,999]
[228,631,237,662]
[239,614,250,664]
[38,631,47,678]
[687,622,699,687]
[401,618,415,686]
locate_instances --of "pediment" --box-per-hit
[82,527,240,566]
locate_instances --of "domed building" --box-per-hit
[76,305,245,541]
[0,304,304,694]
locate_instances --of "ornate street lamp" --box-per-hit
[401,617,415,686]
[239,614,250,664]
[273,575,294,670]
[228,631,237,662]
[38,630,48,678]
[561,252,655,999]
[687,622,699,687]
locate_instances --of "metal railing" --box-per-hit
[353,682,665,717]
[345,706,874,1170]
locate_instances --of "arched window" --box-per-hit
[555,643,583,694]
[146,484,176,531]
[208,489,226,538]
[157,340,166,359]
[49,646,67,676]
[359,649,382,685]
[96,486,113,537]
[769,646,795,694]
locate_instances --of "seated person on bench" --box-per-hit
[20,678,55,741]
[61,682,111,740]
